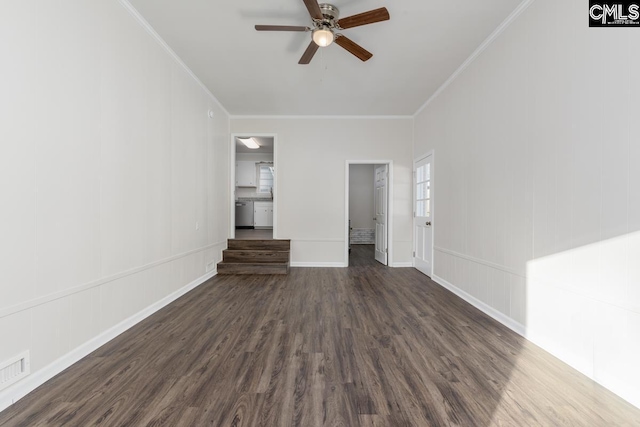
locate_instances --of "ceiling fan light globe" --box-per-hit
[312,28,334,47]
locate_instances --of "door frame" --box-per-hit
[344,160,393,267]
[229,133,278,239]
[413,150,434,275]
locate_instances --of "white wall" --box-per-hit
[349,164,375,230]
[414,0,640,408]
[236,153,274,163]
[230,118,413,266]
[0,0,229,408]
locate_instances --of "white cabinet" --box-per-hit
[236,161,256,187]
[254,201,273,228]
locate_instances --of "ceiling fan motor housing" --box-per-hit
[317,3,340,27]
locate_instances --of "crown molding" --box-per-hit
[230,115,414,120]
[118,0,230,117]
[413,0,535,117]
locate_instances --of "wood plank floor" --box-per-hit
[1,245,639,426]
[234,229,273,240]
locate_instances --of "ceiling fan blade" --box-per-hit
[335,35,373,62]
[337,7,390,29]
[302,0,323,20]
[255,25,308,32]
[299,41,319,64]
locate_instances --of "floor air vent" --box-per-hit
[0,351,30,391]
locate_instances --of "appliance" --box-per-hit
[255,1,390,64]
[235,201,254,229]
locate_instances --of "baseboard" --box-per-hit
[392,262,413,268]
[0,241,226,319]
[290,262,347,268]
[431,274,527,337]
[0,270,217,413]
[431,273,640,410]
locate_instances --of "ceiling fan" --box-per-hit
[255,0,390,64]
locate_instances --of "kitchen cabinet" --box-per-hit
[254,201,273,228]
[236,161,256,187]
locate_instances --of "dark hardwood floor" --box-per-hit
[1,245,639,426]
[234,229,273,240]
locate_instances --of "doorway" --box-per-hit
[230,134,277,240]
[414,152,433,276]
[345,161,393,266]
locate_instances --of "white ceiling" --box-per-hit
[129,0,522,116]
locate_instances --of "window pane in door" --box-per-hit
[415,183,423,200]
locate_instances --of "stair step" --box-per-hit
[223,249,289,263]
[217,262,289,275]
[228,239,290,251]
[218,239,291,275]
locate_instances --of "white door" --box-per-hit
[374,165,388,265]
[414,155,433,276]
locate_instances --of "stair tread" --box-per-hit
[222,248,290,263]
[228,241,290,250]
[223,249,289,252]
[217,260,289,275]
[218,261,289,265]
[230,238,291,241]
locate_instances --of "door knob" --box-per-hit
[426,222,431,226]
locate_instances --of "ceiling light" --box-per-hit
[238,137,260,149]
[312,27,334,47]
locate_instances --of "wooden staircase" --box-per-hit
[217,239,290,275]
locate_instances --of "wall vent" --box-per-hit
[206,261,215,272]
[0,351,30,391]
